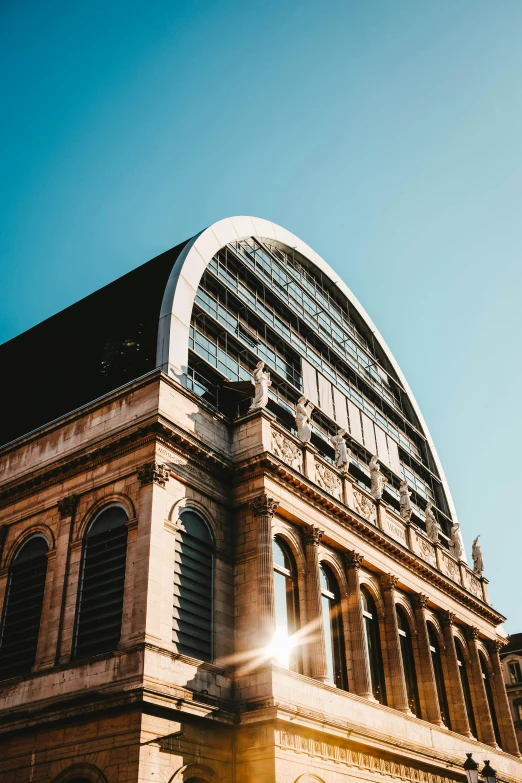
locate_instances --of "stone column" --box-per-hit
[380,574,410,713]
[412,593,443,726]
[465,627,497,748]
[344,550,373,700]
[303,524,329,683]
[33,548,57,668]
[118,516,139,647]
[487,639,521,756]
[49,494,79,665]
[440,611,472,737]
[250,494,279,650]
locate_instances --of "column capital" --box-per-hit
[303,524,324,546]
[250,493,279,518]
[138,461,169,488]
[412,593,429,610]
[345,550,364,571]
[465,626,480,641]
[440,610,456,627]
[487,637,506,654]
[57,495,78,519]
[380,573,399,591]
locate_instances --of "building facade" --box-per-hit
[500,633,522,754]
[0,216,520,783]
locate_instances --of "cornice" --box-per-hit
[234,451,505,627]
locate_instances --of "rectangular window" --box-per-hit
[509,661,522,684]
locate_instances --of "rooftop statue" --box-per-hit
[425,501,441,543]
[450,522,465,561]
[295,397,314,443]
[249,360,271,410]
[369,455,387,501]
[330,429,349,470]
[399,480,412,521]
[472,535,484,576]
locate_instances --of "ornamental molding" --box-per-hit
[314,460,342,499]
[413,593,429,610]
[276,729,457,783]
[271,428,303,472]
[138,461,170,488]
[303,524,324,546]
[487,638,506,654]
[345,550,364,571]
[57,494,79,519]
[440,610,456,627]
[250,494,279,518]
[380,573,399,591]
[465,626,480,641]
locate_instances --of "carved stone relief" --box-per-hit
[383,513,408,545]
[353,488,377,525]
[314,460,342,500]
[271,428,303,472]
[411,529,437,567]
[440,552,461,584]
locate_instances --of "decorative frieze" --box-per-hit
[463,569,483,599]
[439,551,461,584]
[138,461,170,488]
[271,428,303,472]
[276,729,456,783]
[314,460,342,500]
[411,528,437,567]
[382,511,408,545]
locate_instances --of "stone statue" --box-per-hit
[425,502,441,543]
[295,396,314,443]
[249,360,271,410]
[369,455,387,500]
[330,429,349,470]
[472,535,484,576]
[399,480,412,521]
[450,522,464,561]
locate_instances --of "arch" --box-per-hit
[76,494,135,541]
[319,560,348,690]
[426,620,451,728]
[157,216,461,550]
[361,584,387,704]
[272,520,306,574]
[0,533,49,679]
[73,504,129,660]
[358,573,385,621]
[396,604,421,716]
[169,762,220,783]
[4,524,54,568]
[174,506,215,662]
[294,776,326,783]
[394,593,417,632]
[454,636,477,737]
[317,547,348,597]
[169,497,219,546]
[52,763,108,783]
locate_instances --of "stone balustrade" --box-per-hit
[245,414,488,604]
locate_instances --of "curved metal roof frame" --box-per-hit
[157,216,460,535]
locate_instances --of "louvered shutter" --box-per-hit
[74,508,128,659]
[0,536,48,679]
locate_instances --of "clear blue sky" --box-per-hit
[1,0,521,629]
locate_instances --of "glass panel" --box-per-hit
[455,640,477,737]
[480,654,501,747]
[427,624,451,729]
[396,607,420,716]
[361,586,386,704]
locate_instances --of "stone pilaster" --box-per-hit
[119,517,140,647]
[487,639,521,756]
[345,550,373,700]
[303,524,329,683]
[380,574,410,713]
[440,611,472,737]
[250,494,279,650]
[465,627,498,748]
[412,593,443,726]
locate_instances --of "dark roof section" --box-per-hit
[0,238,188,447]
[500,633,522,657]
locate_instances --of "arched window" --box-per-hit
[272,536,301,672]
[361,585,386,704]
[73,505,128,659]
[480,653,501,747]
[396,606,420,716]
[427,623,450,728]
[455,638,477,737]
[0,535,49,679]
[174,508,213,662]
[320,563,347,690]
